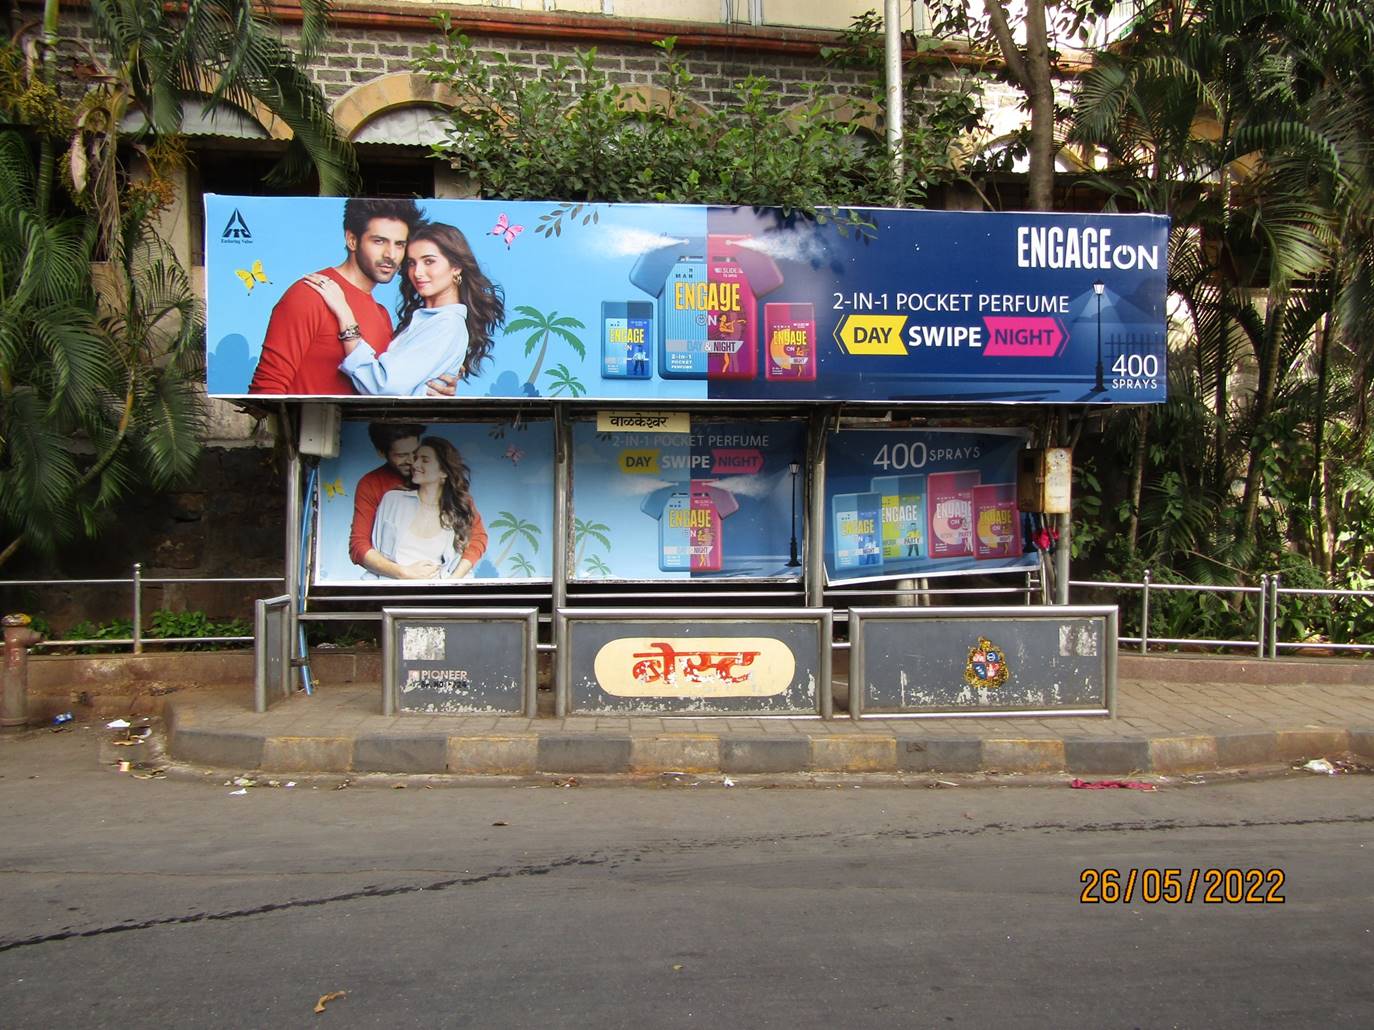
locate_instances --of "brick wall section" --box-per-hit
[297,24,879,108]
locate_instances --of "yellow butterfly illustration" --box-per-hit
[321,478,346,499]
[233,259,271,293]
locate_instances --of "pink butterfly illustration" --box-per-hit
[504,444,525,466]
[489,213,524,248]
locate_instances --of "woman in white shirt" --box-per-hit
[303,221,505,396]
[369,436,484,579]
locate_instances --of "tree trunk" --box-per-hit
[1312,307,1332,576]
[1022,0,1055,212]
[1126,408,1150,560]
[1239,298,1285,545]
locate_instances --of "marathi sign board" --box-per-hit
[571,417,806,580]
[253,595,292,713]
[313,420,554,586]
[825,428,1039,585]
[205,195,1168,405]
[847,605,1117,718]
[558,608,832,716]
[381,608,538,716]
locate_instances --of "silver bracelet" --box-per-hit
[338,324,361,342]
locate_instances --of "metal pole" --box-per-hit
[1255,573,1268,658]
[131,562,143,654]
[284,411,302,691]
[1139,568,1151,654]
[1268,573,1281,659]
[552,405,570,717]
[806,410,829,609]
[884,0,904,195]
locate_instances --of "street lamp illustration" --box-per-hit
[1092,280,1106,392]
[787,461,802,567]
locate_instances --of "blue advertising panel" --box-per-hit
[313,420,554,586]
[206,196,1167,405]
[824,428,1038,585]
[571,418,805,580]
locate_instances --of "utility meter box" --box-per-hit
[1017,447,1072,514]
[298,404,341,458]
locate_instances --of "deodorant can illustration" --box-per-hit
[926,471,980,560]
[972,483,1019,560]
[660,256,709,378]
[659,482,726,572]
[705,241,757,380]
[764,302,817,381]
[871,474,925,561]
[600,301,654,379]
[832,492,883,570]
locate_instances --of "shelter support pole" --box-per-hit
[806,409,832,610]
[553,404,570,717]
[282,405,302,690]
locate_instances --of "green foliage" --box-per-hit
[1067,0,1374,651]
[0,2,355,569]
[51,609,249,653]
[416,24,983,213]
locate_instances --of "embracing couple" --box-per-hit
[248,199,504,397]
[349,423,488,580]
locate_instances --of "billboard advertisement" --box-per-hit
[206,195,1168,405]
[571,417,805,580]
[312,420,554,585]
[824,428,1038,585]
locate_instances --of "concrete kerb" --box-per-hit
[163,719,1374,778]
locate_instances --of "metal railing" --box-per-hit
[6,564,1373,660]
[1,564,284,653]
[1072,571,1374,658]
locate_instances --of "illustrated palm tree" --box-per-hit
[509,553,536,578]
[544,363,587,397]
[573,517,612,573]
[583,554,612,578]
[488,511,542,570]
[502,306,587,390]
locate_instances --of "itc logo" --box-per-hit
[221,209,252,242]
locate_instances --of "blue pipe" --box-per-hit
[297,464,316,695]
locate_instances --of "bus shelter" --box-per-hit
[206,197,1165,719]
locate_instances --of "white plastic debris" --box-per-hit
[1302,758,1337,775]
[106,719,131,729]
[228,788,248,796]
[722,776,736,788]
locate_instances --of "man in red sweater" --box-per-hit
[349,423,488,579]
[249,198,422,395]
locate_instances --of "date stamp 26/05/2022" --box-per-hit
[1080,868,1285,904]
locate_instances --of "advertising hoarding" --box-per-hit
[824,428,1039,585]
[312,420,554,586]
[571,417,805,580]
[206,196,1168,405]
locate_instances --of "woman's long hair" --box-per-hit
[397,222,505,381]
[420,435,477,551]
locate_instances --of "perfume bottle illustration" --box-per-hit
[601,301,654,379]
[832,492,883,570]
[926,471,981,560]
[972,483,1019,560]
[871,474,925,561]
[764,302,817,381]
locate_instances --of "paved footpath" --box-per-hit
[163,655,1374,777]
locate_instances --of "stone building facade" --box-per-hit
[3,0,1040,631]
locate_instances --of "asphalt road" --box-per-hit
[0,727,1370,1029]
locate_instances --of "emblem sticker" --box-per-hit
[963,636,1010,689]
